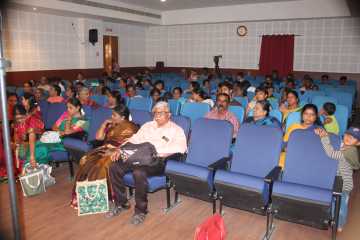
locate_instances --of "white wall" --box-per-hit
[146,17,360,74]
[4,9,147,71]
[162,0,350,25]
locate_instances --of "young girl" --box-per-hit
[315,127,360,232]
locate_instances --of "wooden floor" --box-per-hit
[0,165,359,240]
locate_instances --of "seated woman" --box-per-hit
[191,88,215,108]
[70,104,138,208]
[279,104,322,168]
[244,100,281,128]
[14,94,45,169]
[279,90,302,126]
[106,90,124,109]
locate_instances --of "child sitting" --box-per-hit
[315,127,360,232]
[321,102,340,135]
[246,86,268,116]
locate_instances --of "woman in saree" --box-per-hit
[279,104,322,168]
[70,104,139,208]
[279,90,302,127]
[21,97,88,168]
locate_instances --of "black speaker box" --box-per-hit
[89,29,98,45]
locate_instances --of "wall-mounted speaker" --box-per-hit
[89,29,98,45]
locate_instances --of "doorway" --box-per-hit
[103,35,119,74]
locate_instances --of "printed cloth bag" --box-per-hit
[40,131,61,144]
[20,167,46,197]
[23,164,56,187]
[76,179,109,216]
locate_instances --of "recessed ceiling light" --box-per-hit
[32,7,37,11]
[160,0,166,2]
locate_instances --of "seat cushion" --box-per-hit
[273,181,332,205]
[165,160,213,189]
[123,172,166,193]
[63,138,92,153]
[214,170,265,191]
[49,151,68,162]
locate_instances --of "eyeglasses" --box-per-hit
[153,111,170,116]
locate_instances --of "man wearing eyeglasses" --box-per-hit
[107,101,187,225]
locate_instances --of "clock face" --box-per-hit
[237,25,248,37]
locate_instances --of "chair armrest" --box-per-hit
[332,176,343,196]
[208,157,231,171]
[163,153,187,163]
[264,166,282,184]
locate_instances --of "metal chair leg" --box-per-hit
[263,204,275,240]
[332,194,342,240]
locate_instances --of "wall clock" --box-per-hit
[237,25,248,37]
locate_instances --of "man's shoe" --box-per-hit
[105,202,130,219]
[130,213,146,225]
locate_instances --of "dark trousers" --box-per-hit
[109,160,165,214]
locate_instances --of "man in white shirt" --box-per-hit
[107,102,187,225]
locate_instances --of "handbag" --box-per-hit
[194,214,226,240]
[40,131,61,143]
[20,167,46,197]
[120,142,159,167]
[76,179,109,216]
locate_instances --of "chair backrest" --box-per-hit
[186,118,233,167]
[82,105,93,120]
[283,129,340,189]
[268,98,279,109]
[311,95,337,111]
[130,109,152,126]
[38,100,48,122]
[334,104,349,136]
[88,107,112,141]
[269,109,282,123]
[326,91,353,114]
[138,90,150,98]
[231,124,283,178]
[128,97,152,111]
[171,115,191,139]
[285,111,301,132]
[228,106,245,124]
[90,95,108,106]
[168,99,181,116]
[233,97,248,108]
[45,103,67,129]
[180,102,210,125]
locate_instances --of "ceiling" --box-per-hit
[113,0,297,11]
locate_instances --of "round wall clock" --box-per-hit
[237,25,248,37]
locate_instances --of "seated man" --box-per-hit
[205,93,240,139]
[47,84,64,103]
[107,101,187,225]
[78,87,99,108]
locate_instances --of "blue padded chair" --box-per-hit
[138,90,150,98]
[90,95,108,106]
[130,109,152,126]
[165,118,233,208]
[284,111,301,132]
[271,130,342,239]
[63,107,112,160]
[214,125,283,238]
[334,104,349,136]
[270,110,282,123]
[128,97,152,111]
[180,102,210,125]
[312,96,337,111]
[38,100,49,122]
[326,91,353,115]
[44,103,67,130]
[233,97,248,108]
[168,99,181,116]
[228,106,245,123]
[123,115,191,210]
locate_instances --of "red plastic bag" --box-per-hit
[194,214,226,240]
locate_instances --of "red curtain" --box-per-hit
[259,35,295,77]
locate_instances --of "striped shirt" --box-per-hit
[320,136,353,192]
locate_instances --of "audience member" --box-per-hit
[245,100,281,128]
[23,81,33,94]
[218,82,241,106]
[126,84,142,99]
[107,101,187,224]
[150,88,161,105]
[279,90,302,124]
[78,87,99,108]
[37,76,51,92]
[7,93,18,122]
[246,86,268,115]
[339,76,348,86]
[320,102,339,135]
[70,104,138,209]
[47,84,64,103]
[191,88,214,107]
[205,93,240,138]
[106,91,124,109]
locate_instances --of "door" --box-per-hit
[103,35,119,74]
